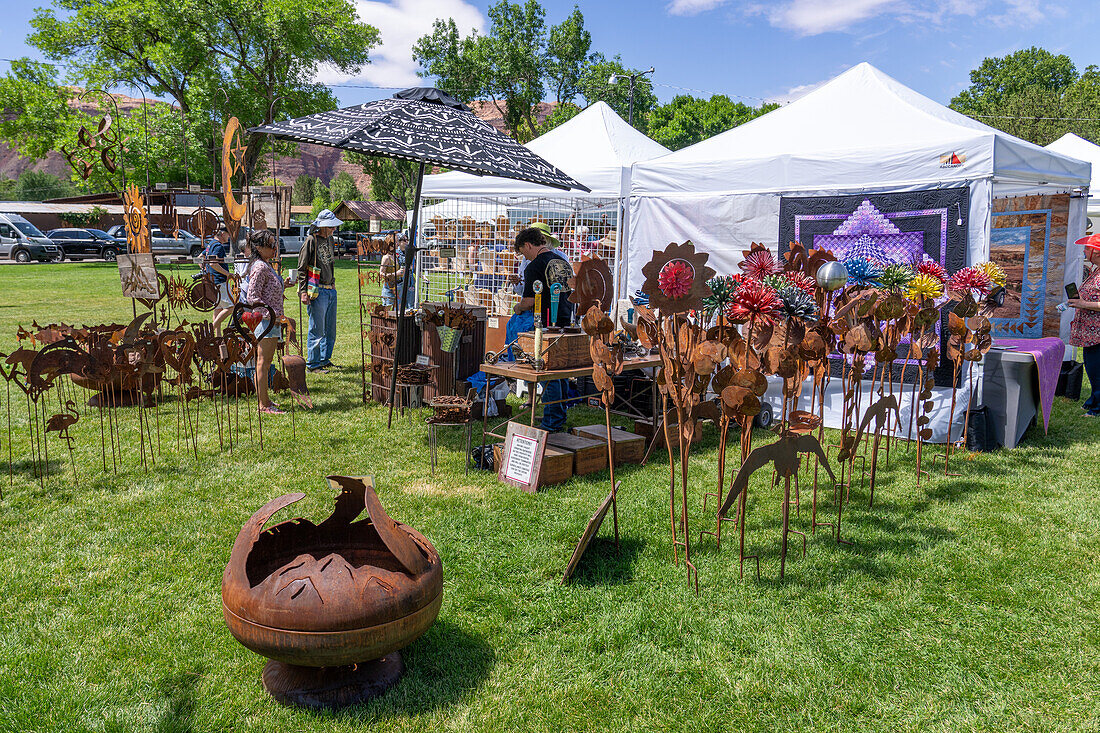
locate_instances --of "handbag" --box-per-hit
[304,234,321,300]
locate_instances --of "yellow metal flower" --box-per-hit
[905,273,944,301]
[976,260,1007,288]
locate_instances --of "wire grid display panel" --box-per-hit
[415,196,620,319]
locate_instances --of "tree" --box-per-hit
[951,47,1076,114]
[23,0,380,183]
[537,102,582,134]
[329,171,361,203]
[578,58,657,131]
[949,47,1083,145]
[546,6,597,105]
[12,170,76,201]
[646,95,778,151]
[292,174,317,206]
[414,1,598,141]
[348,154,419,209]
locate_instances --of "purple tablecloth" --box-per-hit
[994,337,1065,433]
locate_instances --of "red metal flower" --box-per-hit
[947,267,993,296]
[917,260,947,283]
[640,241,716,314]
[784,271,817,297]
[658,259,694,299]
[724,279,781,327]
[739,244,778,280]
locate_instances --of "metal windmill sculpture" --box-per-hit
[251,87,589,426]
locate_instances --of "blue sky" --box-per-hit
[1,0,1097,109]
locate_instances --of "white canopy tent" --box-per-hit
[415,101,670,310]
[628,62,1092,442]
[1046,132,1100,222]
[628,62,1091,301]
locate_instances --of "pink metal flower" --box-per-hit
[739,246,778,280]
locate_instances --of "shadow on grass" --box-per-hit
[330,620,495,721]
[569,536,645,586]
[153,666,203,733]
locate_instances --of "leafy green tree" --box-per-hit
[329,171,361,203]
[347,154,419,209]
[546,6,597,105]
[537,102,582,134]
[415,1,597,141]
[578,58,657,131]
[13,170,76,201]
[646,95,778,151]
[21,0,380,183]
[951,47,1076,114]
[0,59,74,161]
[949,47,1085,145]
[292,174,317,206]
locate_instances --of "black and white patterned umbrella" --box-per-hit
[253,88,587,426]
[250,88,587,191]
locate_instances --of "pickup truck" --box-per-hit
[107,225,205,258]
[0,213,63,262]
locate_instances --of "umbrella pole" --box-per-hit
[387,160,426,429]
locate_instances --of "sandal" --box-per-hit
[259,404,286,415]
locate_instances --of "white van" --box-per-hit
[0,213,62,262]
[279,223,310,255]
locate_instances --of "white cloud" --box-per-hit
[666,0,729,15]
[765,76,836,104]
[316,0,485,89]
[674,1,1049,35]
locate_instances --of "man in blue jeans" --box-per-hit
[297,209,341,372]
[512,224,573,432]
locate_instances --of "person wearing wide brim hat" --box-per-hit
[1069,233,1100,416]
[297,208,343,372]
[526,221,560,249]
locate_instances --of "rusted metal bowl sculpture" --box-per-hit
[222,475,443,709]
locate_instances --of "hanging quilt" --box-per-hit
[988,193,1070,339]
[779,187,970,386]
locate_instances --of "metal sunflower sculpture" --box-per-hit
[640,241,716,315]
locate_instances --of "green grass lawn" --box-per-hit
[0,260,1098,732]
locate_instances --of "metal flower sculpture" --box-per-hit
[641,241,716,315]
[581,304,624,550]
[570,256,614,315]
[122,183,151,254]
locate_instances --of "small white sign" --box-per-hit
[503,434,539,485]
[416,354,430,366]
[488,317,499,329]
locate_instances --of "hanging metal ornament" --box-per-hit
[221,117,249,242]
[123,183,152,255]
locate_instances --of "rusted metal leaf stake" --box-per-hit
[222,475,443,710]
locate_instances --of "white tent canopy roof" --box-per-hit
[421,101,670,199]
[1046,133,1099,202]
[632,62,1091,196]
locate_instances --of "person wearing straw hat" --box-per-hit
[1068,233,1100,416]
[298,208,341,373]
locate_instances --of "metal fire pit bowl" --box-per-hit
[222,475,443,710]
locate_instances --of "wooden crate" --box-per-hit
[635,418,701,447]
[516,330,589,370]
[546,432,607,475]
[369,309,421,402]
[421,303,487,399]
[571,424,645,465]
[492,442,573,487]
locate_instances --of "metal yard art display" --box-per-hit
[0,306,311,485]
[580,229,1014,590]
[222,475,443,710]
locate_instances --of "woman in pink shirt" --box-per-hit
[245,230,293,414]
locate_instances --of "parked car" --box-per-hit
[46,227,126,261]
[107,224,204,257]
[0,213,62,262]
